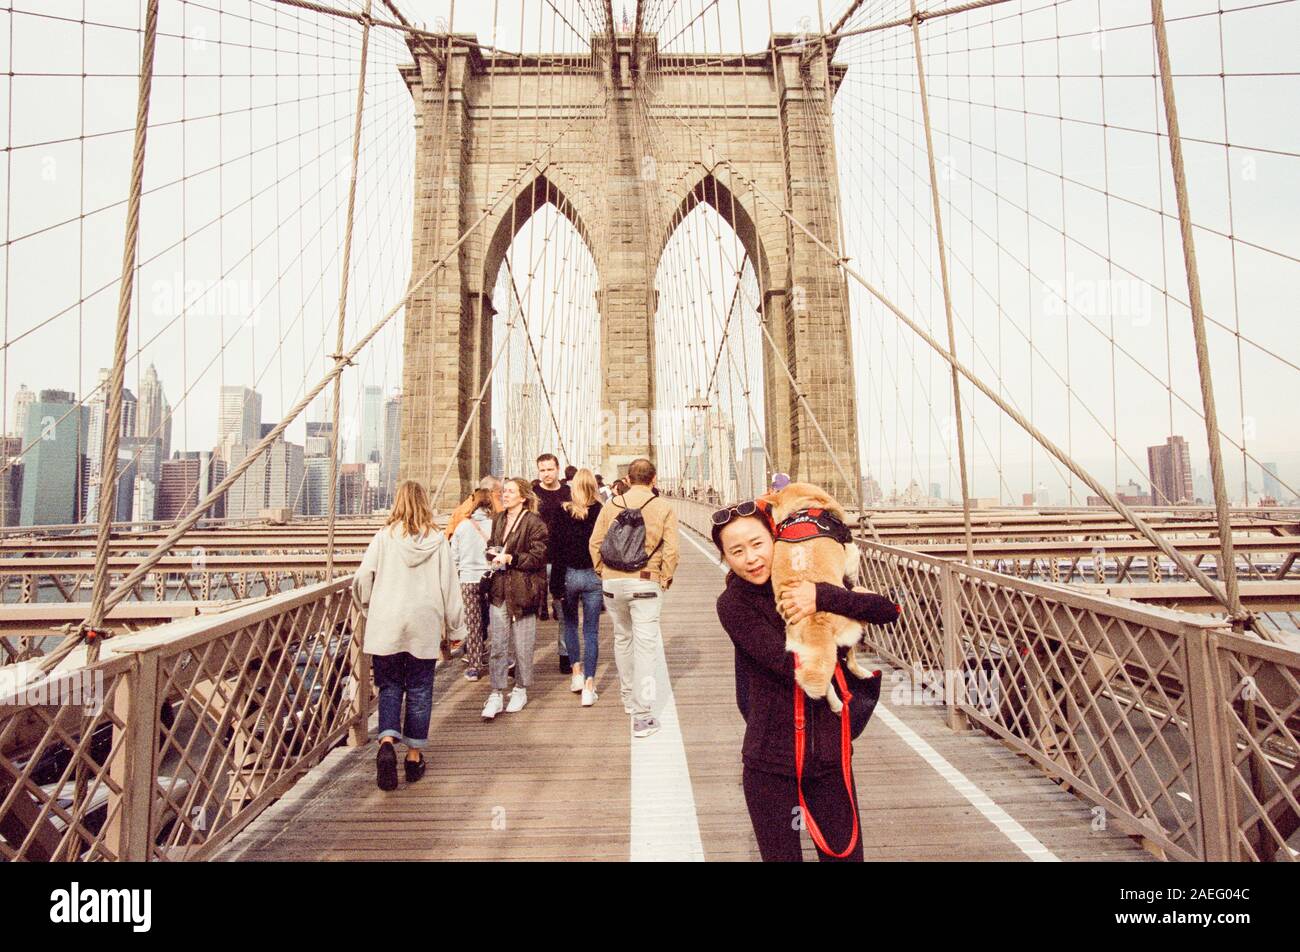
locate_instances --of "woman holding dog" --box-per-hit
[712,498,900,862]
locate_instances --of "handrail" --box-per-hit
[0,576,369,861]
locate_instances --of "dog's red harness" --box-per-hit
[775,507,853,545]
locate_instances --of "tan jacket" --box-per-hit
[589,485,679,586]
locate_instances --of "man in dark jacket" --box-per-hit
[532,452,572,672]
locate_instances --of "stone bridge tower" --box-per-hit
[399,28,859,506]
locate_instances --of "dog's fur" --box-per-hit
[770,482,870,712]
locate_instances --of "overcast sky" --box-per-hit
[1,0,1295,505]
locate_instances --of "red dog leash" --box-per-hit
[792,658,859,858]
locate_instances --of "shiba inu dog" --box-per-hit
[769,481,870,712]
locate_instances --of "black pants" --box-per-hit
[742,764,864,862]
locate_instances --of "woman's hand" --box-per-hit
[492,551,512,567]
[778,581,818,624]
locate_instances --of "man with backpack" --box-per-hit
[588,457,679,738]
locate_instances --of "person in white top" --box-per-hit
[352,480,465,791]
[449,488,494,681]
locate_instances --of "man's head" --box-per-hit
[536,453,560,487]
[478,475,502,494]
[564,465,577,482]
[627,457,656,487]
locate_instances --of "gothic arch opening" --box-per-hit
[482,179,602,479]
[652,197,768,503]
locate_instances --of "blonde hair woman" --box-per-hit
[480,477,550,719]
[353,480,465,791]
[555,468,604,705]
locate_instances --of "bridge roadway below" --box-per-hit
[216,528,1152,862]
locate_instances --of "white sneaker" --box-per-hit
[505,688,528,713]
[570,671,584,693]
[582,685,598,707]
[481,691,503,720]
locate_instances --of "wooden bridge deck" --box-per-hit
[217,530,1151,862]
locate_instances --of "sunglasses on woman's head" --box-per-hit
[712,500,760,526]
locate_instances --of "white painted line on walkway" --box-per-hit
[871,705,1059,861]
[630,632,705,862]
[681,525,723,567]
[628,530,708,861]
[683,522,1060,861]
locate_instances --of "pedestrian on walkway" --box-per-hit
[450,487,494,681]
[711,498,900,861]
[352,480,466,791]
[532,452,572,669]
[553,467,604,706]
[589,457,678,738]
[481,477,550,720]
[446,475,503,540]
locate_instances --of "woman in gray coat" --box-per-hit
[353,480,465,790]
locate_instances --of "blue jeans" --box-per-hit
[372,652,437,748]
[562,567,603,677]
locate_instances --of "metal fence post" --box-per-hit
[940,562,967,731]
[347,606,372,747]
[1182,625,1236,860]
[105,648,160,861]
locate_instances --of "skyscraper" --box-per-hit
[226,437,303,520]
[157,451,226,521]
[132,475,156,526]
[1262,462,1283,501]
[0,435,23,526]
[383,393,401,497]
[1147,435,1195,506]
[301,456,331,516]
[219,386,262,457]
[20,391,89,526]
[10,384,35,440]
[738,446,767,499]
[85,372,138,521]
[359,384,382,464]
[137,363,171,461]
[490,427,503,478]
[304,420,332,457]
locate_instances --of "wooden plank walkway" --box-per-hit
[217,530,1151,862]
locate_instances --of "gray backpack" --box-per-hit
[599,496,662,572]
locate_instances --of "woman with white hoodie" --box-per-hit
[353,480,466,791]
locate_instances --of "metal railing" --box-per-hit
[0,577,369,861]
[670,496,1299,861]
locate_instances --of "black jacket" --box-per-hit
[715,573,900,776]
[487,509,549,619]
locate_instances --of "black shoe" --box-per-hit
[376,742,397,791]
[559,655,572,675]
[404,755,426,784]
